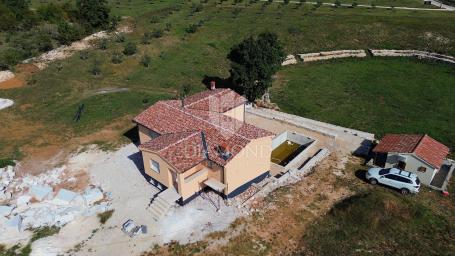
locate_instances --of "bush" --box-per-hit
[142,32,152,45]
[123,42,137,55]
[80,51,89,60]
[98,210,114,224]
[98,38,108,50]
[115,33,125,43]
[90,59,101,75]
[111,51,123,64]
[185,24,199,34]
[0,159,15,168]
[152,29,164,38]
[140,54,151,67]
[57,22,83,45]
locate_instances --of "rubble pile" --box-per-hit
[282,54,298,66]
[0,165,111,234]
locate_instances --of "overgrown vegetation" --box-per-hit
[0,0,114,69]
[0,226,60,256]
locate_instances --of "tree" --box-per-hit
[227,32,285,102]
[76,0,110,30]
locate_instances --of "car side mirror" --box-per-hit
[380,176,384,179]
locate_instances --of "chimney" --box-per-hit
[210,80,216,90]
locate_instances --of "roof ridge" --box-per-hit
[184,89,229,108]
[163,101,251,141]
[412,134,427,153]
[157,131,200,152]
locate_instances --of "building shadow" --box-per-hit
[127,151,151,182]
[123,125,140,145]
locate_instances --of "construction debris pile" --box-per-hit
[0,165,111,234]
[282,54,298,66]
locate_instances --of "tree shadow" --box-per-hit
[355,169,368,183]
[123,125,140,145]
[201,75,240,92]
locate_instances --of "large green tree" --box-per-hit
[76,0,110,29]
[228,32,285,102]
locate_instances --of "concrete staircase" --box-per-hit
[148,188,181,221]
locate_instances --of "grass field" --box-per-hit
[1,0,455,160]
[299,187,455,255]
[272,58,455,149]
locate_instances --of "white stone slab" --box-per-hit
[0,205,14,217]
[52,189,78,205]
[83,188,104,205]
[0,99,14,110]
[30,185,53,201]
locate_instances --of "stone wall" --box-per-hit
[299,50,367,62]
[369,49,455,64]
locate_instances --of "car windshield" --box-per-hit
[379,168,390,175]
[416,177,420,185]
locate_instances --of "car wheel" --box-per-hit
[400,188,410,195]
[369,178,378,185]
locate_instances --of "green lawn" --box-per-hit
[272,58,455,148]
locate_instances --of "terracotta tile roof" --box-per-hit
[135,89,274,173]
[184,88,246,113]
[373,134,450,168]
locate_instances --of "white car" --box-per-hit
[366,167,420,194]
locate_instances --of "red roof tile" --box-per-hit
[373,134,449,168]
[134,89,273,172]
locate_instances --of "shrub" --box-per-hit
[142,32,152,44]
[123,42,137,55]
[140,54,151,67]
[152,29,164,38]
[111,51,123,64]
[90,59,101,75]
[352,2,358,7]
[115,33,126,42]
[79,51,89,60]
[185,24,199,34]
[165,23,172,32]
[98,38,108,50]
[98,210,114,224]
[0,159,15,168]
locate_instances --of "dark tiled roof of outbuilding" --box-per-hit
[373,134,450,169]
[134,89,274,172]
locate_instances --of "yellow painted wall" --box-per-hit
[142,150,173,188]
[178,163,210,200]
[223,104,245,122]
[224,136,272,195]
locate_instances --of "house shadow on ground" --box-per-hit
[127,151,153,183]
[123,125,140,145]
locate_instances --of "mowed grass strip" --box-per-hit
[272,58,455,148]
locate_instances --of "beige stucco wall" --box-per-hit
[142,150,174,189]
[223,104,245,122]
[177,163,211,200]
[224,136,272,195]
[385,153,437,185]
[138,125,160,144]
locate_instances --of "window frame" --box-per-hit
[150,159,160,173]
